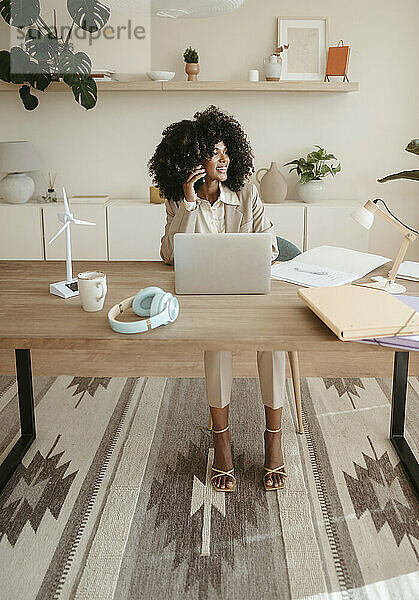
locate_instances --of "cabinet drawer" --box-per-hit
[0,203,43,259]
[43,203,108,260]
[263,204,305,251]
[108,203,166,260]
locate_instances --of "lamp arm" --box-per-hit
[364,199,415,235]
[373,199,418,234]
[387,233,416,283]
[364,199,417,284]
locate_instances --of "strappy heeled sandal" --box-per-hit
[211,426,236,493]
[263,427,287,491]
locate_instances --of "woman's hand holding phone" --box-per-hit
[183,165,206,203]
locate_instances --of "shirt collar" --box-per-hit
[195,183,240,206]
[219,183,240,205]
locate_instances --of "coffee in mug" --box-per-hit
[77,271,107,312]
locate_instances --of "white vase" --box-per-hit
[296,180,325,203]
[0,173,35,204]
[263,56,282,81]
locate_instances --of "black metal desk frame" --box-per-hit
[0,349,418,494]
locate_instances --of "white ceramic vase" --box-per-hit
[0,173,35,204]
[256,162,287,203]
[296,180,325,203]
[263,55,282,81]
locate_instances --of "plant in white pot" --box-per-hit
[285,146,341,203]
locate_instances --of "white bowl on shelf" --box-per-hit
[147,71,175,82]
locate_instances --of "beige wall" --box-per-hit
[0,0,418,259]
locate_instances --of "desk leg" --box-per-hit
[390,351,418,493]
[0,349,36,495]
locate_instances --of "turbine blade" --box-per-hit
[62,187,70,214]
[73,218,96,226]
[48,222,68,245]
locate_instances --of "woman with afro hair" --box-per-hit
[149,106,287,493]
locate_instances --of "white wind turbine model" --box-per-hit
[48,187,96,298]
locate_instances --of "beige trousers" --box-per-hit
[204,351,286,409]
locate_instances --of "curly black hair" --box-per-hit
[148,105,254,202]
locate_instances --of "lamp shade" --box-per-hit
[152,0,245,18]
[351,204,375,230]
[0,141,41,174]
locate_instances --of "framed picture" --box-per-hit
[278,17,328,81]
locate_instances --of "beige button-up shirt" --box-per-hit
[182,184,234,233]
[160,182,278,264]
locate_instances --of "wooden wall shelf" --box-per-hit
[0,80,359,93]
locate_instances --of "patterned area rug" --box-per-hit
[0,375,418,599]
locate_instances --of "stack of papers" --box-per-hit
[397,261,419,282]
[271,246,391,288]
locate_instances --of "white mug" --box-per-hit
[77,271,107,312]
[248,69,259,82]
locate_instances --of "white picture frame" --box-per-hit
[278,17,328,81]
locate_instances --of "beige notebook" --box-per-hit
[298,285,419,341]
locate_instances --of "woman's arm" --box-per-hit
[160,165,206,264]
[251,184,279,262]
[160,199,199,265]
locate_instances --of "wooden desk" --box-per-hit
[0,261,418,492]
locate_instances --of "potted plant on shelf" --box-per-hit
[0,1,111,110]
[285,145,341,203]
[183,46,199,81]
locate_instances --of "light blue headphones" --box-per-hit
[108,286,179,334]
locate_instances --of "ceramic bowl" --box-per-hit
[146,71,175,82]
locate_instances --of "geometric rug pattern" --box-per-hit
[0,374,418,599]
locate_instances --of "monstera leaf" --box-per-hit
[9,46,34,84]
[1,0,109,109]
[378,139,419,183]
[0,0,40,27]
[67,0,110,32]
[64,73,97,110]
[19,84,38,110]
[0,49,10,81]
[406,139,419,155]
[25,29,58,62]
[58,49,91,76]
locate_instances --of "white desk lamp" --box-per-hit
[351,199,417,294]
[0,141,41,204]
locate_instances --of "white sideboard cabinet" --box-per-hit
[0,200,44,259]
[43,202,108,260]
[107,201,307,260]
[107,201,166,260]
[263,204,305,250]
[0,198,369,260]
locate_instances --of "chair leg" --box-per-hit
[208,412,213,431]
[288,351,303,434]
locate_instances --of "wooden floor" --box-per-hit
[0,348,417,378]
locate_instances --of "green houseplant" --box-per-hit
[377,139,419,183]
[0,0,111,110]
[285,145,341,203]
[183,46,199,81]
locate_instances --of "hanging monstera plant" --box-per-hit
[0,0,111,110]
[377,139,419,184]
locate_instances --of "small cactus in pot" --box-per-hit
[183,46,200,81]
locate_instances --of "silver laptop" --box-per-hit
[174,233,272,294]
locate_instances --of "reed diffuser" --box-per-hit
[42,172,57,202]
